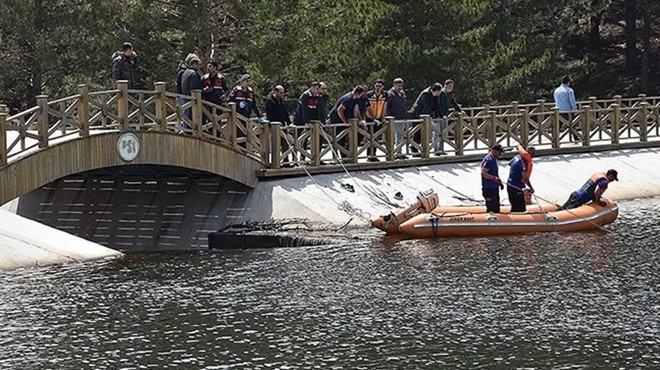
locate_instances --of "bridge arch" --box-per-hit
[0,131,263,205]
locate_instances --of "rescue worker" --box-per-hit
[507,146,537,212]
[562,169,618,209]
[481,144,507,213]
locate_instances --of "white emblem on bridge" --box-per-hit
[117,132,140,162]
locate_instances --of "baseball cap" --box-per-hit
[240,74,252,82]
[492,144,508,153]
[122,42,133,50]
[607,169,619,181]
[393,78,403,83]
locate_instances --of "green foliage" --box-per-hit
[0,0,656,112]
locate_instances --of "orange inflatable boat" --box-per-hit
[372,190,559,234]
[397,199,619,239]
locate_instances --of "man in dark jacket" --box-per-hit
[201,61,228,106]
[227,74,263,140]
[432,79,463,155]
[293,82,322,125]
[386,77,408,159]
[111,42,138,88]
[266,85,293,165]
[409,83,442,155]
[329,85,368,159]
[179,56,203,132]
[227,74,263,121]
[176,53,200,95]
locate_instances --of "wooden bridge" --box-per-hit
[1,80,660,206]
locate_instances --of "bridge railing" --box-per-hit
[1,81,659,170]
[264,94,659,169]
[0,80,268,166]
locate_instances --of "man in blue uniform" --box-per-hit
[481,144,507,213]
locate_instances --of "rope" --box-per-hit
[279,127,372,225]
[317,126,399,208]
[396,152,480,203]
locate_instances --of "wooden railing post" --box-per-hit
[78,84,89,137]
[228,102,238,149]
[614,95,622,107]
[521,109,530,148]
[551,107,560,148]
[385,116,395,162]
[638,93,647,103]
[640,102,649,142]
[311,121,321,167]
[611,103,620,144]
[537,99,546,113]
[0,112,7,166]
[420,115,431,159]
[260,120,271,166]
[455,113,464,156]
[191,89,203,138]
[348,119,359,163]
[37,95,49,148]
[270,121,282,169]
[581,106,590,146]
[155,82,167,131]
[488,111,497,148]
[117,80,129,131]
[511,101,519,114]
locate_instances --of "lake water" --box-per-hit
[1,198,659,369]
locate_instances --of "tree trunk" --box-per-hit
[625,0,638,71]
[640,0,650,92]
[26,0,44,107]
[589,14,601,45]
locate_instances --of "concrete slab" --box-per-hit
[0,210,123,270]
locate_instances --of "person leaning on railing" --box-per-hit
[386,77,408,160]
[329,85,369,160]
[293,81,322,126]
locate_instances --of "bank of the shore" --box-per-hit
[0,210,122,270]
[242,147,658,226]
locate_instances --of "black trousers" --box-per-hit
[562,191,585,210]
[482,188,501,213]
[507,185,526,212]
[365,120,383,157]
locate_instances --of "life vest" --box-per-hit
[367,91,386,120]
[579,172,608,200]
[517,145,533,181]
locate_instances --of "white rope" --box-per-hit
[279,126,372,224]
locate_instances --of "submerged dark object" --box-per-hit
[208,232,335,249]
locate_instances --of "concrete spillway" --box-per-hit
[241,147,660,226]
[0,209,122,270]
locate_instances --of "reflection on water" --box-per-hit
[1,198,660,369]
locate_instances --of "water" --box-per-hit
[1,198,660,369]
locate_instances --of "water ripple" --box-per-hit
[0,198,659,369]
